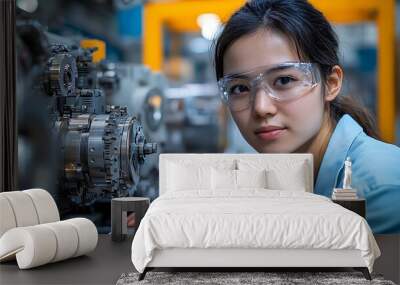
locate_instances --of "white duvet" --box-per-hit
[131,190,380,273]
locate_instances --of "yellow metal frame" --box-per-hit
[80,39,106,63]
[143,0,396,142]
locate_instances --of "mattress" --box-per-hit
[131,190,380,273]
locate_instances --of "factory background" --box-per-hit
[1,0,399,232]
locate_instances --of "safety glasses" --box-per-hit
[218,62,321,111]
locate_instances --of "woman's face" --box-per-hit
[223,28,325,153]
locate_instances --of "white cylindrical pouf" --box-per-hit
[0,226,57,269]
[0,196,17,237]
[42,221,79,262]
[65,218,98,257]
[23,189,60,223]
[1,192,39,227]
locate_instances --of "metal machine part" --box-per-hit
[45,52,78,97]
[42,44,157,209]
[98,63,168,200]
[99,63,167,150]
[56,106,156,207]
[15,19,158,231]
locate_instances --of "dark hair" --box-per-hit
[214,0,379,139]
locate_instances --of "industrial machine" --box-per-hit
[16,21,157,229]
[97,62,168,200]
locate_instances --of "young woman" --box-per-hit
[214,0,400,234]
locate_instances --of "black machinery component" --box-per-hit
[42,45,157,209]
[16,20,157,218]
[56,106,156,207]
[97,62,168,201]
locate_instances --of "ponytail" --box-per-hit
[329,95,380,140]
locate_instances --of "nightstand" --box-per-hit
[332,198,366,218]
[111,197,150,241]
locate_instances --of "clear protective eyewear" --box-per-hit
[218,62,321,111]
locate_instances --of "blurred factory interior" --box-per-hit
[1,0,399,232]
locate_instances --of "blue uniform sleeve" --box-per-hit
[365,183,400,234]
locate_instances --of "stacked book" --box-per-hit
[332,188,358,200]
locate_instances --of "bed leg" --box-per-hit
[354,267,371,280]
[138,268,148,281]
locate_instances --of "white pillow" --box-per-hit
[212,168,237,190]
[237,159,310,192]
[236,169,268,189]
[266,162,308,191]
[167,162,212,192]
[211,168,268,191]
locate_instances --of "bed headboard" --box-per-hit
[159,153,314,195]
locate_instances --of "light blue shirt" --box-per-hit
[315,114,400,234]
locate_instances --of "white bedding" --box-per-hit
[131,190,380,273]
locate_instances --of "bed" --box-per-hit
[131,154,380,280]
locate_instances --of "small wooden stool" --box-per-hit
[111,197,149,242]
